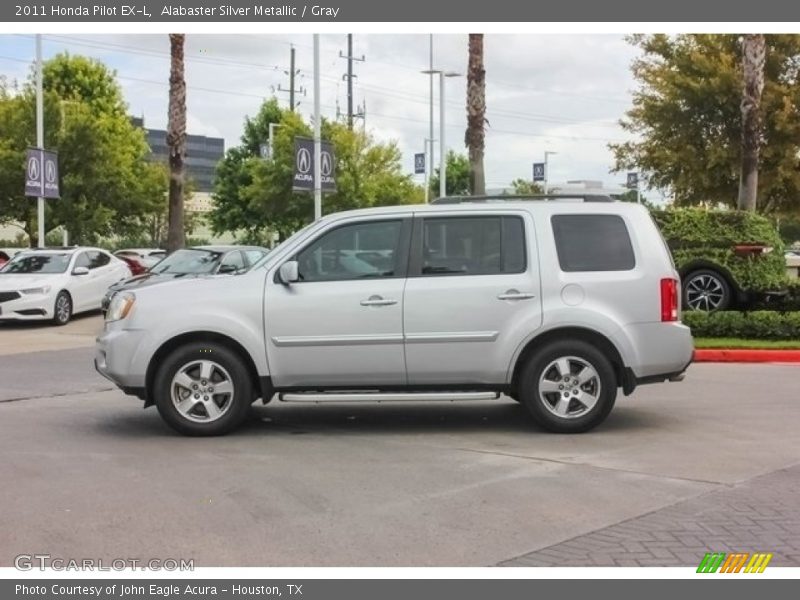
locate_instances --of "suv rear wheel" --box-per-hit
[683,269,732,311]
[519,340,617,433]
[153,342,253,436]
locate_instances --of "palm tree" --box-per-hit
[738,34,766,212]
[166,33,186,251]
[465,34,486,196]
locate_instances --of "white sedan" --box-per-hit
[0,247,131,325]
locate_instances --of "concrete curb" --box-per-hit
[694,349,800,363]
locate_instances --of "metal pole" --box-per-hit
[289,45,295,111]
[36,34,44,248]
[268,123,280,159]
[428,34,434,201]
[439,72,446,199]
[313,34,322,221]
[544,154,549,195]
[423,138,430,203]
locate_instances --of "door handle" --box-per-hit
[497,289,535,301]
[360,295,398,307]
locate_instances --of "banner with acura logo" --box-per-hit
[293,137,336,192]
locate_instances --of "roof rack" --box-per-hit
[430,194,615,205]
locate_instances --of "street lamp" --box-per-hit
[421,69,462,199]
[544,150,558,195]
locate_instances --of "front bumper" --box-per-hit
[0,293,52,320]
[95,323,148,396]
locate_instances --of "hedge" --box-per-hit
[652,209,787,292]
[683,310,800,340]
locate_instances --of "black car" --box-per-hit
[101,245,269,312]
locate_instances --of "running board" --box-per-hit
[278,391,500,403]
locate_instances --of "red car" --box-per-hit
[0,250,14,268]
[115,254,148,276]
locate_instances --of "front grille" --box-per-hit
[0,291,21,303]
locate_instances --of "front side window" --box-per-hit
[220,251,245,273]
[551,214,636,272]
[295,220,403,282]
[88,251,111,269]
[420,216,526,276]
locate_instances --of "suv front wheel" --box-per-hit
[519,340,617,433]
[153,342,253,436]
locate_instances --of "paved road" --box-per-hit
[1,345,799,567]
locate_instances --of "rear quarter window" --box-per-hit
[551,214,635,272]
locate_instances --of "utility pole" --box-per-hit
[339,34,365,129]
[35,34,44,248]
[277,45,305,111]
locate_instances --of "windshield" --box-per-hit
[0,253,71,274]
[0,254,71,274]
[151,249,223,275]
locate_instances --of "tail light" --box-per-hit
[660,278,678,322]
[732,244,772,257]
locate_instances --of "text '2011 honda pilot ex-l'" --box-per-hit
[96,195,694,436]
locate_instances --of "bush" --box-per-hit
[684,310,800,340]
[652,208,787,293]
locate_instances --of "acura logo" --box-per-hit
[296,147,311,174]
[27,156,40,181]
[45,159,57,184]
[321,151,333,176]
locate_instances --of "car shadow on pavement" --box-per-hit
[89,398,658,439]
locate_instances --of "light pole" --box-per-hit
[427,34,434,203]
[421,69,461,199]
[544,150,558,195]
[313,34,321,221]
[35,34,44,248]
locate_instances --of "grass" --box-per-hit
[693,337,800,350]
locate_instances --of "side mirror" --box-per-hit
[277,261,299,285]
[218,264,238,275]
[72,266,89,276]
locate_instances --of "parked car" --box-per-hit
[101,245,269,313]
[0,249,21,268]
[114,248,166,269]
[96,195,693,436]
[0,247,131,325]
[116,254,148,276]
[652,209,787,311]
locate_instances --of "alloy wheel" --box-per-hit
[170,360,235,423]
[538,355,602,419]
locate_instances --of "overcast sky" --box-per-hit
[0,33,642,195]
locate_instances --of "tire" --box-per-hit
[518,340,617,433]
[683,269,732,312]
[153,342,254,436]
[52,291,72,326]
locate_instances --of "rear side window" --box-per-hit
[420,216,526,276]
[551,214,635,272]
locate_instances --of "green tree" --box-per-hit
[611,34,800,213]
[429,151,471,197]
[211,98,423,242]
[508,179,544,195]
[0,53,162,245]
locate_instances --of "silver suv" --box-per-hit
[96,196,693,436]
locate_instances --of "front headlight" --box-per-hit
[21,286,51,295]
[106,292,136,322]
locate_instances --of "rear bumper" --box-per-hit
[622,352,693,395]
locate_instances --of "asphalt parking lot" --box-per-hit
[1,316,799,567]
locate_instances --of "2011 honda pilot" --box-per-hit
[96,195,694,436]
